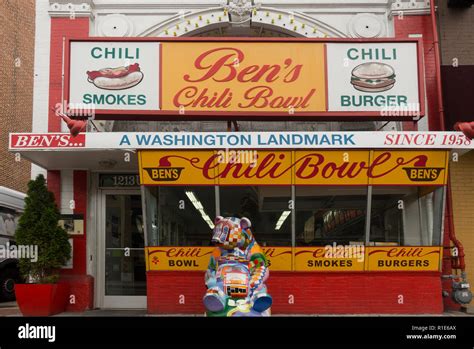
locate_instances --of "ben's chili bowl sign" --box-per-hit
[162,42,326,113]
[67,39,423,118]
[139,150,448,186]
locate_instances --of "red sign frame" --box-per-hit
[64,37,426,121]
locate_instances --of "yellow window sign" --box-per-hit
[294,247,365,272]
[146,247,215,271]
[366,246,442,272]
[146,246,293,271]
[145,246,442,272]
[262,247,292,271]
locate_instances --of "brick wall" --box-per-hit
[450,151,474,288]
[48,17,93,311]
[438,4,474,66]
[48,17,89,132]
[147,271,443,314]
[438,0,474,310]
[0,0,35,192]
[394,15,441,131]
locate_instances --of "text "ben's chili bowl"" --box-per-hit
[162,42,327,112]
[139,150,449,186]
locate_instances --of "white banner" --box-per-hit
[9,132,474,151]
[69,41,160,111]
[326,43,420,114]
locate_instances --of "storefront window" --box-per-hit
[369,186,444,246]
[295,186,368,246]
[218,186,292,246]
[143,183,445,248]
[144,186,216,246]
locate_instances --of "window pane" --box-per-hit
[295,186,368,246]
[219,186,291,246]
[144,186,215,246]
[369,186,444,246]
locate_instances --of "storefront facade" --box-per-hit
[11,0,472,314]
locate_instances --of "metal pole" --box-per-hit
[365,185,373,245]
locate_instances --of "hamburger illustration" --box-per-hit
[350,62,396,93]
[86,63,144,90]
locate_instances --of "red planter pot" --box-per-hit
[15,283,70,316]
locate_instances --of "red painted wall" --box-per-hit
[395,15,460,311]
[47,170,61,205]
[147,271,443,314]
[48,18,93,311]
[60,170,93,312]
[394,15,441,132]
[48,17,89,132]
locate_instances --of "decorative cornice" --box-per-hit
[223,0,261,18]
[389,0,431,17]
[49,2,93,18]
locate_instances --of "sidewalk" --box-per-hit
[1,301,473,317]
[0,301,21,316]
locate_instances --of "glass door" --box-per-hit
[99,190,146,308]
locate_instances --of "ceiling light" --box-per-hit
[275,210,291,230]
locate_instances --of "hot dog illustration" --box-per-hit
[86,63,144,90]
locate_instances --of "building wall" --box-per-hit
[147,271,443,314]
[438,0,474,301]
[439,3,474,66]
[0,0,35,193]
[438,2,474,130]
[39,0,449,313]
[450,151,474,291]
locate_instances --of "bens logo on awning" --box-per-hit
[403,167,445,181]
[401,156,445,182]
[143,156,184,181]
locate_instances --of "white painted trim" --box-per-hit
[31,0,52,178]
[60,170,74,214]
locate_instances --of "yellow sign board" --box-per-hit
[294,246,365,271]
[369,151,448,186]
[262,247,292,271]
[146,247,214,271]
[161,42,327,113]
[146,246,442,272]
[293,151,371,186]
[139,150,217,186]
[146,246,293,271]
[139,150,449,186]
[366,246,442,272]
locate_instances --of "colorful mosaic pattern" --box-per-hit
[204,216,272,317]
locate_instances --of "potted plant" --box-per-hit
[14,174,71,316]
